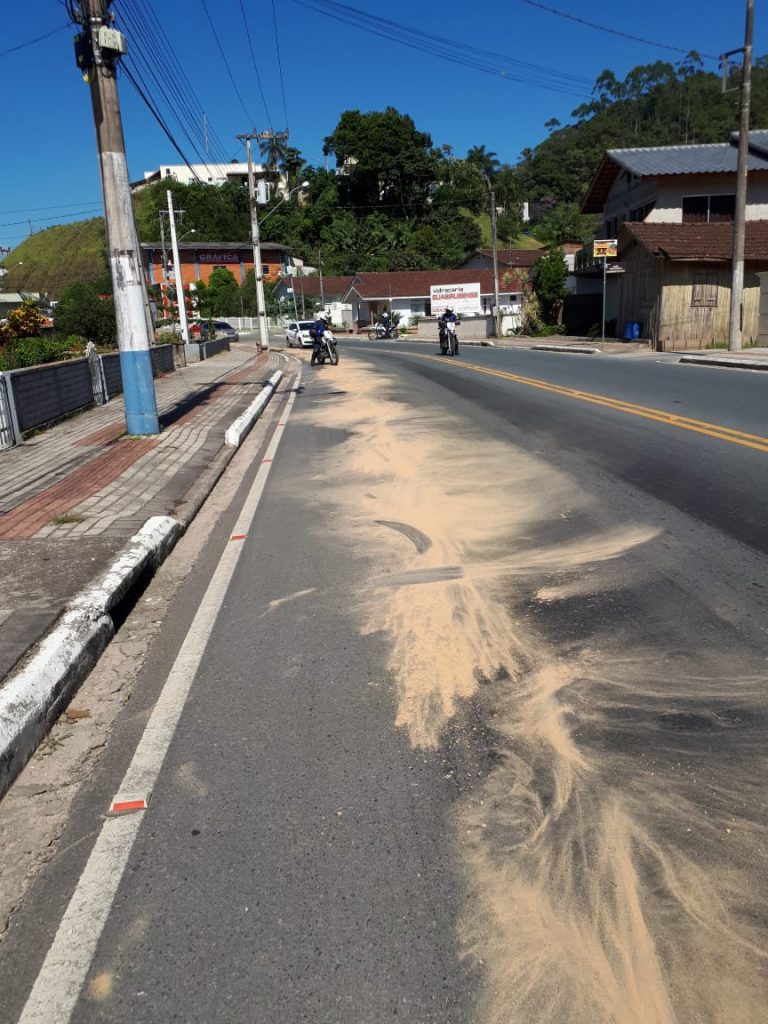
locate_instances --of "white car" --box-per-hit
[285,320,316,348]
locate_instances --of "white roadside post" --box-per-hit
[167,191,190,349]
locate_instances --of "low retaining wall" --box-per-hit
[184,338,231,363]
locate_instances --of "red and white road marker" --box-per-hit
[109,792,150,815]
[230,533,247,541]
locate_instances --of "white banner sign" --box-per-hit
[430,282,482,315]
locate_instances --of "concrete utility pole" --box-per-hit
[237,133,270,351]
[166,191,190,348]
[75,0,159,434]
[728,0,755,352]
[486,178,502,339]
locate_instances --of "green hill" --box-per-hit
[2,218,107,299]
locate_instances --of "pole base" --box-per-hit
[119,349,160,435]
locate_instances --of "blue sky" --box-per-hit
[1,0,765,252]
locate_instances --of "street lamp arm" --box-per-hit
[259,182,307,226]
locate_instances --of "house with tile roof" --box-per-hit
[578,133,768,348]
[341,269,524,334]
[460,248,544,272]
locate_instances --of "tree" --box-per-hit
[259,133,289,176]
[54,280,117,345]
[532,248,568,324]
[196,267,240,317]
[535,203,594,246]
[324,108,439,217]
[466,145,501,180]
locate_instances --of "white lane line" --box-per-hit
[17,369,302,1024]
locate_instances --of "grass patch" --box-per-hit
[51,513,86,525]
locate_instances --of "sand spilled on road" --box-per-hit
[295,359,768,1023]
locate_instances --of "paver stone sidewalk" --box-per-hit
[0,342,280,683]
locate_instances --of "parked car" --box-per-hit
[285,320,316,348]
[193,320,239,342]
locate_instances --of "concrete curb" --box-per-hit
[0,362,290,799]
[531,344,599,354]
[679,354,768,371]
[225,370,283,448]
[0,516,181,800]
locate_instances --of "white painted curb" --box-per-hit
[225,370,283,448]
[679,354,768,371]
[531,344,598,354]
[0,516,182,799]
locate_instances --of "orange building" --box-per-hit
[141,241,290,291]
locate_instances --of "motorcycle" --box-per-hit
[367,321,400,340]
[310,329,339,366]
[439,319,459,357]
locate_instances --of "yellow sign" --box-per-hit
[593,239,618,258]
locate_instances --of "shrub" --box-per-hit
[55,280,117,346]
[0,336,71,370]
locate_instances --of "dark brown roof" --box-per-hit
[621,220,768,261]
[345,268,526,299]
[141,241,287,251]
[473,248,543,267]
[275,275,353,297]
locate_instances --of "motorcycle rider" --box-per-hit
[438,307,459,354]
[380,309,391,337]
[312,311,328,359]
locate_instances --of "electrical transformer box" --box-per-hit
[97,27,128,55]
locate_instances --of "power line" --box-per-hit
[0,208,103,229]
[291,0,592,96]
[0,23,70,58]
[238,0,274,131]
[0,200,101,215]
[200,0,257,124]
[120,61,205,181]
[520,1,717,61]
[117,0,231,177]
[270,0,290,132]
[133,0,233,167]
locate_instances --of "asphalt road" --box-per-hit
[2,344,767,1023]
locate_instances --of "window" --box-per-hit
[410,299,425,315]
[691,271,719,308]
[709,194,736,222]
[683,194,735,223]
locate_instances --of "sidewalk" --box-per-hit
[0,342,282,683]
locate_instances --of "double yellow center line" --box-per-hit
[395,351,768,455]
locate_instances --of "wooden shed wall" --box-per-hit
[615,245,662,342]
[657,262,764,350]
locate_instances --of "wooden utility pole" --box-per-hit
[728,0,755,352]
[237,132,270,351]
[486,177,502,338]
[75,0,159,433]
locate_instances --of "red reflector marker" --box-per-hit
[230,534,247,541]
[110,792,150,815]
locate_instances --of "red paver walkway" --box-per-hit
[0,438,158,539]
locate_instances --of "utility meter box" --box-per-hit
[98,27,128,55]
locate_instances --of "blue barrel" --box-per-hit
[624,321,640,340]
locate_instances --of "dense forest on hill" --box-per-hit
[5,55,768,296]
[516,54,768,206]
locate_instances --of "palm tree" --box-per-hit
[466,145,501,180]
[258,133,289,177]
